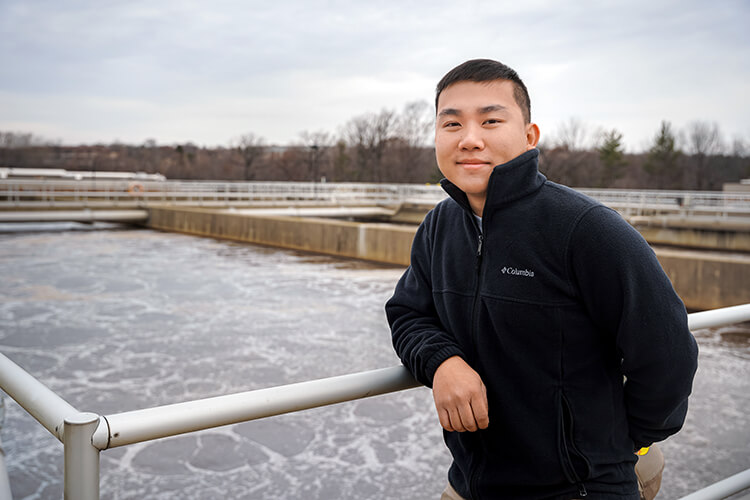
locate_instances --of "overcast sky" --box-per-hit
[1,0,748,152]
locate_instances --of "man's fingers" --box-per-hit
[471,384,490,430]
[442,399,487,432]
[448,408,465,432]
[438,409,454,432]
[438,399,488,432]
[432,356,490,433]
[458,402,478,432]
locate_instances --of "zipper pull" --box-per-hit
[477,234,484,257]
[578,482,588,497]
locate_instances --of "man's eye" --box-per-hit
[485,119,502,125]
[444,122,460,128]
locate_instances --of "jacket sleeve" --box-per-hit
[569,206,699,449]
[385,215,465,387]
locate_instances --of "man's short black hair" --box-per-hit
[435,59,532,123]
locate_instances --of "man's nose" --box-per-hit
[458,125,484,150]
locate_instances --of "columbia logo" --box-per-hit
[501,266,535,278]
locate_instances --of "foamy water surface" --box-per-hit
[0,223,748,499]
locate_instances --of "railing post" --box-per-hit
[64,412,100,500]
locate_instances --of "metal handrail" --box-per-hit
[1,304,750,499]
[679,469,750,500]
[2,180,750,218]
[0,354,77,442]
[688,303,750,330]
[91,366,419,449]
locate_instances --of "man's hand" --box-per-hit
[432,356,489,432]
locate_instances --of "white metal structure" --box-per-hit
[0,167,165,181]
[2,179,750,220]
[0,304,749,500]
[0,179,446,209]
[0,209,148,223]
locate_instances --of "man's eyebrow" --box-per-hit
[479,104,508,114]
[437,108,460,117]
[437,105,508,117]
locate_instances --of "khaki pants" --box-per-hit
[440,444,665,500]
[440,483,464,500]
[635,444,665,500]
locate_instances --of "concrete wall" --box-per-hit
[146,207,750,311]
[635,226,750,253]
[657,248,750,311]
[628,216,750,253]
[147,207,414,266]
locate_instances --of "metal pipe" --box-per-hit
[92,365,419,449]
[0,397,13,500]
[678,468,750,500]
[0,210,148,223]
[63,412,100,500]
[84,304,750,450]
[2,180,748,214]
[0,435,13,500]
[688,303,750,331]
[1,304,750,497]
[0,353,78,442]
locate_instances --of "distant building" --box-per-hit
[723,179,750,193]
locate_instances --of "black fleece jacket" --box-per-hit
[386,149,698,500]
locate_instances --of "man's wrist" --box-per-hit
[426,348,465,386]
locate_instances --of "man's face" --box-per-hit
[435,80,539,215]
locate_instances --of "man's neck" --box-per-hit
[468,195,485,217]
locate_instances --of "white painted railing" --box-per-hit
[2,179,750,219]
[1,304,749,499]
[577,188,750,218]
[680,469,750,500]
[0,179,447,209]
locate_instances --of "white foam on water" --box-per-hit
[0,225,748,499]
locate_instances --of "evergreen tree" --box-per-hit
[644,121,681,189]
[598,129,626,186]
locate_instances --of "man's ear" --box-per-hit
[526,123,540,149]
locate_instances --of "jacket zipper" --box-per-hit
[470,229,484,369]
[560,395,588,497]
[475,233,484,271]
[561,431,588,497]
[469,225,484,499]
[470,219,484,336]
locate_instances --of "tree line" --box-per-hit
[1,106,748,190]
[539,119,748,190]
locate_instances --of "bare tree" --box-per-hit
[0,131,49,148]
[538,118,597,186]
[684,121,723,157]
[268,148,307,181]
[554,117,589,151]
[376,100,436,182]
[397,100,433,147]
[343,109,396,182]
[298,130,333,182]
[0,131,53,167]
[234,133,266,181]
[682,121,724,189]
[538,144,599,187]
[330,139,352,181]
[731,136,747,158]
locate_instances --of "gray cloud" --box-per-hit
[1,0,748,150]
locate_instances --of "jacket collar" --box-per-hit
[440,149,546,215]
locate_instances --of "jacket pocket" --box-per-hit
[558,392,592,484]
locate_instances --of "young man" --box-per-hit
[386,59,698,500]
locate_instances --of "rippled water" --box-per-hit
[0,223,748,500]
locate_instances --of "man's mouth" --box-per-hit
[457,159,491,167]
